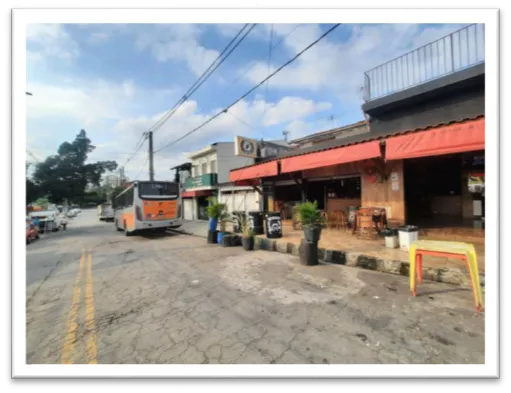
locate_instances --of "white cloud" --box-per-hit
[88,31,110,44]
[134,24,219,76]
[26,24,80,60]
[26,74,332,180]
[244,23,468,103]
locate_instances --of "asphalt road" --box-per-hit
[26,210,485,364]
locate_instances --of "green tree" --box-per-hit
[32,130,118,204]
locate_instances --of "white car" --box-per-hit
[30,209,68,232]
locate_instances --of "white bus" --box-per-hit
[113,181,182,236]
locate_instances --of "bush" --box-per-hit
[295,201,325,227]
[207,202,227,220]
[233,211,254,238]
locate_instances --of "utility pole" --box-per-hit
[119,166,125,184]
[148,131,154,181]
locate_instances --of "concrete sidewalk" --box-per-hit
[172,220,484,288]
[173,220,209,238]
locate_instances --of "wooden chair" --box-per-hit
[333,210,349,231]
[353,208,378,240]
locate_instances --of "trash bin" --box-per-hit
[381,228,399,249]
[398,225,419,251]
[265,212,282,239]
[248,211,264,235]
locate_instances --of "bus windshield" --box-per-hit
[138,182,179,200]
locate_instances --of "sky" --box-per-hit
[26,22,468,181]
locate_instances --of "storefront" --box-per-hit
[385,116,485,229]
[182,189,216,221]
[229,116,485,233]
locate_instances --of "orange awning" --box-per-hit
[385,117,485,160]
[229,161,278,183]
[280,140,381,174]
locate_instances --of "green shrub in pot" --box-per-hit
[296,201,325,243]
[233,211,255,251]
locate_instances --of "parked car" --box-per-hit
[29,209,68,232]
[26,220,39,244]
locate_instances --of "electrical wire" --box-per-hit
[127,24,256,178]
[154,23,341,154]
[150,24,256,135]
[223,24,303,94]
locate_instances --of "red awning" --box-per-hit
[385,117,485,160]
[280,140,381,174]
[181,190,213,198]
[229,161,279,183]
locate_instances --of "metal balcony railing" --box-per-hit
[363,24,485,102]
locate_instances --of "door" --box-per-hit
[183,199,193,220]
[197,197,209,220]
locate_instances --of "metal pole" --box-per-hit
[148,131,154,181]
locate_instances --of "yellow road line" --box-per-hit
[85,252,98,364]
[61,249,85,364]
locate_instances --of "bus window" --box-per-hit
[139,182,179,199]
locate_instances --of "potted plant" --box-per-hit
[296,201,326,243]
[234,212,255,251]
[207,201,225,232]
[215,204,230,244]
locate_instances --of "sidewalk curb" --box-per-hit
[253,237,485,288]
[173,228,485,288]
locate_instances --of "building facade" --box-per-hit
[181,142,262,220]
[229,24,485,232]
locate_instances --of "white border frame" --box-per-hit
[13,8,499,378]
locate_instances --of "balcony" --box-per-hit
[363,24,485,103]
[184,173,218,189]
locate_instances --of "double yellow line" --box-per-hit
[61,249,98,364]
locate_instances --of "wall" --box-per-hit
[361,160,406,225]
[190,151,217,177]
[216,143,256,184]
[327,198,361,212]
[218,188,260,213]
[366,76,485,137]
[297,124,369,149]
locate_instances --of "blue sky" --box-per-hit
[26,22,466,180]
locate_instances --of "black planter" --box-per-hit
[299,239,318,266]
[222,235,232,247]
[207,230,218,244]
[242,236,254,251]
[303,225,322,243]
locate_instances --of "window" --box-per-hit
[210,160,216,173]
[139,182,179,200]
[202,162,208,174]
[114,186,134,209]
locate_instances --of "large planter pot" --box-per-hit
[303,225,322,243]
[208,218,218,231]
[242,236,254,251]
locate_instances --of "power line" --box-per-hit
[122,132,147,168]
[154,24,341,154]
[26,150,40,162]
[127,24,255,178]
[223,24,303,95]
[261,23,274,119]
[149,24,256,136]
